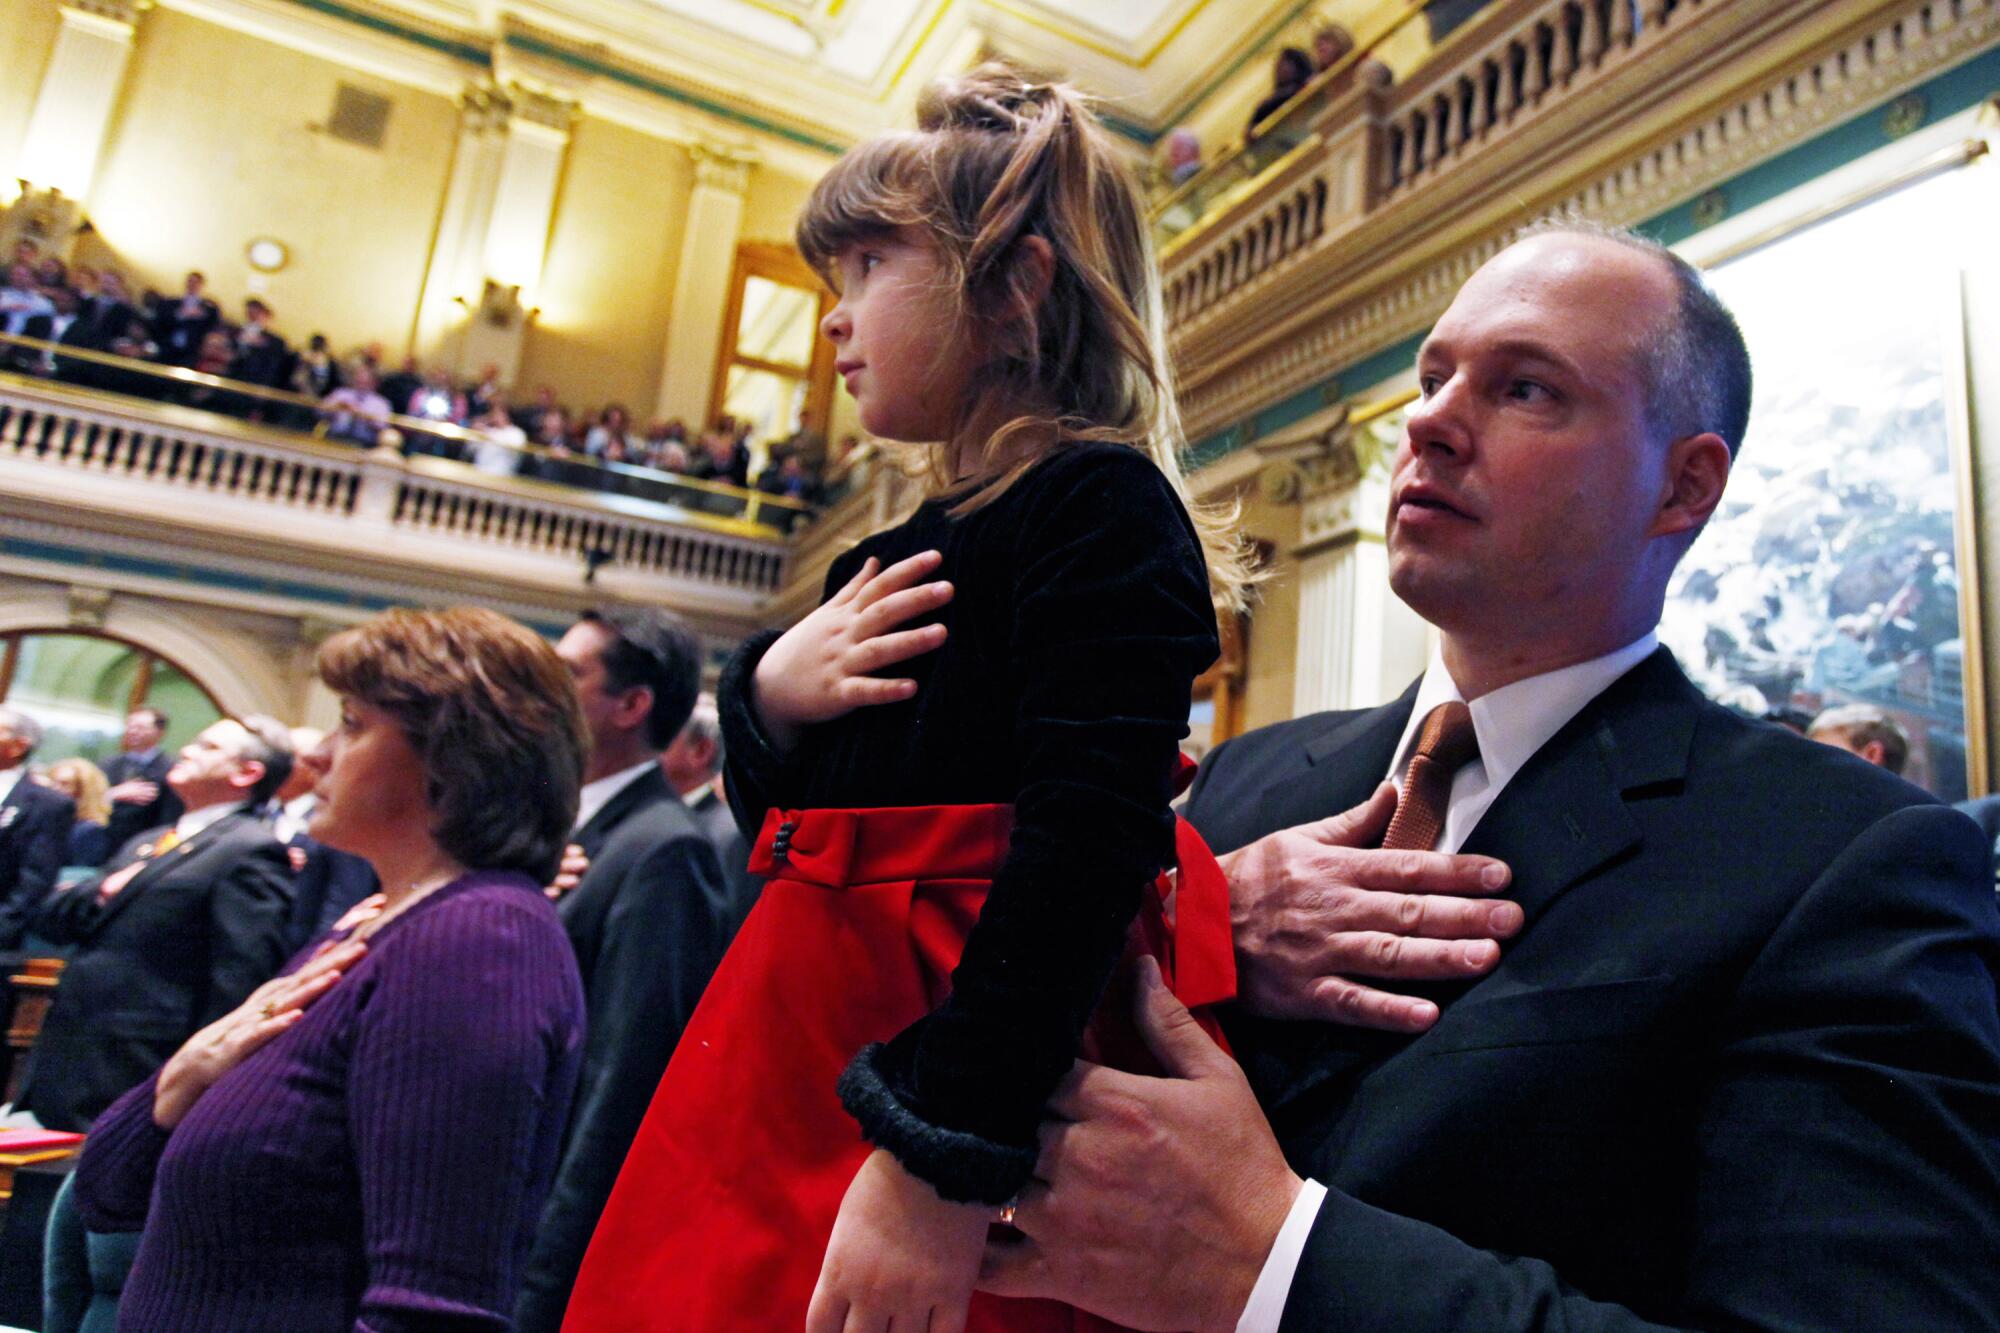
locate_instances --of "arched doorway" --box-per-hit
[0,629,225,765]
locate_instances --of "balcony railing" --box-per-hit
[1150,0,1422,247]
[0,371,791,605]
[1157,0,1995,442]
[1161,0,1713,332]
[0,332,815,536]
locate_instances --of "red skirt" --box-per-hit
[563,799,1236,1332]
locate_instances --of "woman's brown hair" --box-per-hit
[796,60,1258,612]
[316,607,586,884]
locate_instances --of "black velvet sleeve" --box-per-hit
[839,451,1220,1202]
[717,627,795,845]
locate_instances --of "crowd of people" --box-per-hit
[0,57,1994,1333]
[0,237,834,513]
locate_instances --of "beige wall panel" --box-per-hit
[739,165,817,246]
[83,8,456,355]
[516,116,690,420]
[1233,484,1301,734]
[0,1,63,176]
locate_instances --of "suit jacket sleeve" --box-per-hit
[199,839,294,1024]
[1280,803,2000,1332]
[515,832,729,1331]
[33,868,117,944]
[0,791,74,945]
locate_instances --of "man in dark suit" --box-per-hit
[21,716,294,1131]
[1958,794,2000,886]
[516,609,730,1333]
[0,706,75,948]
[101,707,183,856]
[980,226,2000,1331]
[151,270,220,366]
[660,692,760,936]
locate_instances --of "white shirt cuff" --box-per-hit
[1235,1178,1327,1333]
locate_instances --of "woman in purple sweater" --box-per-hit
[75,607,589,1332]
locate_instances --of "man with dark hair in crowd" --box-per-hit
[983,224,2000,1331]
[377,355,423,419]
[228,298,292,403]
[22,716,295,1131]
[74,269,136,352]
[152,270,219,366]
[268,725,378,952]
[661,692,759,935]
[102,707,183,854]
[0,706,75,949]
[1806,701,1910,775]
[516,609,731,1332]
[14,285,87,377]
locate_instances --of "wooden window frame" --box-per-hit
[709,242,838,450]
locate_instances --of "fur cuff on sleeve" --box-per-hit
[837,1043,1038,1205]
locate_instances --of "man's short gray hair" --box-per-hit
[674,693,723,777]
[1518,217,1754,458]
[1808,704,1909,776]
[0,706,44,755]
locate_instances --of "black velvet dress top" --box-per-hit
[720,441,1221,1201]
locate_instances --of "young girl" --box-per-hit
[565,63,1255,1332]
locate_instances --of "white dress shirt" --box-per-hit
[173,799,244,843]
[273,793,316,845]
[573,760,657,834]
[0,764,23,807]
[1235,633,1659,1333]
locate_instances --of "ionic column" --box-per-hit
[413,83,574,383]
[655,146,755,427]
[15,0,144,201]
[412,84,514,363]
[1281,428,1430,716]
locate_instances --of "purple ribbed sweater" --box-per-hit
[75,871,586,1332]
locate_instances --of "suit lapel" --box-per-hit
[1247,653,1702,1121]
[1458,648,1699,925]
[87,811,244,936]
[0,780,25,837]
[574,768,668,860]
[1253,682,1420,834]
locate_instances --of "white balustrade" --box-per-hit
[0,376,791,600]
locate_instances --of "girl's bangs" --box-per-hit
[795,133,934,282]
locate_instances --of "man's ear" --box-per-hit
[614,685,656,736]
[1650,431,1732,540]
[228,760,266,794]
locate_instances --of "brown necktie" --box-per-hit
[1382,702,1480,851]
